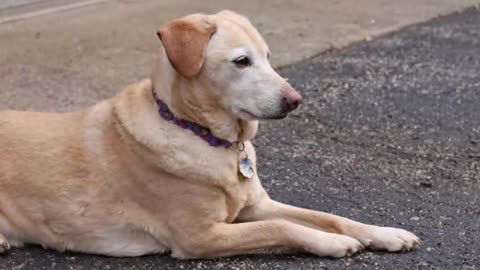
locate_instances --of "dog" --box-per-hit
[0,10,421,259]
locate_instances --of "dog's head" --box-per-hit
[156,10,301,121]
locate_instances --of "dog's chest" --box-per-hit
[219,144,262,223]
[217,169,263,224]
[219,178,255,223]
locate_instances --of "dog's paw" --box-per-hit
[0,236,11,254]
[307,233,364,258]
[328,234,365,258]
[359,226,421,252]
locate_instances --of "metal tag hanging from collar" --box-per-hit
[237,142,254,179]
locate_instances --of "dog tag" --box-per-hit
[239,158,254,179]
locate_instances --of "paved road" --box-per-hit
[1,7,480,270]
[1,0,478,109]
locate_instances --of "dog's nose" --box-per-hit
[283,90,302,112]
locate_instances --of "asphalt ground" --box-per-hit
[1,6,479,270]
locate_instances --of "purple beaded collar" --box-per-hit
[152,88,233,148]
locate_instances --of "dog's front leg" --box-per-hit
[169,220,363,259]
[238,197,421,252]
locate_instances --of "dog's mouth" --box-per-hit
[240,109,288,120]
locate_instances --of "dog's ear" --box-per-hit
[157,15,217,79]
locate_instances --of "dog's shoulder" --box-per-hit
[111,79,239,184]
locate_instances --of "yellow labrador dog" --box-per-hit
[0,10,421,259]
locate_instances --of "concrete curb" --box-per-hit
[0,0,111,24]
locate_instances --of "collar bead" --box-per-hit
[152,88,233,148]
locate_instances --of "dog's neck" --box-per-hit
[150,51,258,143]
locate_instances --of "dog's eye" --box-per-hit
[232,56,251,68]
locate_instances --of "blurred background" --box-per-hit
[0,0,477,112]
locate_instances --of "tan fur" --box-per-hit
[158,14,217,78]
[0,10,420,258]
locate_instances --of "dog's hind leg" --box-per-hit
[0,233,10,254]
[0,210,14,254]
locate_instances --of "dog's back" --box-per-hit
[0,110,87,248]
[0,87,171,256]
